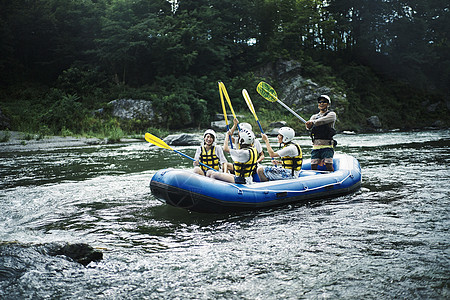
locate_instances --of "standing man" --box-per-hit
[305,95,337,172]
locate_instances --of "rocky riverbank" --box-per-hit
[0,131,141,152]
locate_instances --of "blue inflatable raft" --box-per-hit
[150,154,362,213]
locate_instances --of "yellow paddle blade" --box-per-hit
[144,133,173,150]
[219,82,237,118]
[256,81,278,103]
[242,89,258,121]
[218,81,229,125]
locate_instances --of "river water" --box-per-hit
[0,130,449,299]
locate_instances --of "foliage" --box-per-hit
[0,0,448,135]
[0,130,11,142]
[40,93,86,133]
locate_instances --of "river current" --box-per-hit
[0,130,449,299]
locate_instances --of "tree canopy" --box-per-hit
[0,0,448,132]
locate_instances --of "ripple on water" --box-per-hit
[0,131,449,299]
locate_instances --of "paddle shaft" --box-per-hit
[219,81,241,147]
[257,81,307,124]
[145,132,218,172]
[173,149,218,172]
[276,99,307,124]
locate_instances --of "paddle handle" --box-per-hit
[256,120,264,134]
[226,124,234,149]
[174,149,218,172]
[277,99,306,123]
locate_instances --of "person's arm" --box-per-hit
[312,112,336,126]
[261,134,280,158]
[305,114,316,130]
[193,147,201,166]
[257,151,265,163]
[216,146,228,173]
[229,118,239,135]
[223,131,231,153]
[254,140,265,163]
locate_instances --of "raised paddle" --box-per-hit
[243,88,276,164]
[256,81,307,124]
[219,81,241,131]
[242,89,264,134]
[144,133,218,172]
[218,81,234,148]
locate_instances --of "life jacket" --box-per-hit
[234,147,258,179]
[310,111,336,143]
[281,142,303,176]
[200,146,220,172]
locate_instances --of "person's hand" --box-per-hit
[305,121,313,129]
[193,160,199,166]
[261,133,268,142]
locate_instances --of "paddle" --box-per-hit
[218,81,234,148]
[144,133,218,172]
[242,89,264,134]
[256,81,307,124]
[219,81,240,131]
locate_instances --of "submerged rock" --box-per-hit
[0,241,103,273]
[50,243,103,266]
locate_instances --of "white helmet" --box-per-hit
[239,122,252,131]
[203,129,216,145]
[239,128,255,146]
[278,127,295,143]
[318,95,331,105]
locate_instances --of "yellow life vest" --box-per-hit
[234,147,258,178]
[281,142,303,175]
[200,146,220,172]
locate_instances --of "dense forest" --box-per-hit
[1,0,449,138]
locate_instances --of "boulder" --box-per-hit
[51,243,103,266]
[255,59,345,120]
[269,121,287,128]
[426,102,439,113]
[213,114,241,121]
[267,128,281,137]
[210,120,228,131]
[264,121,287,136]
[163,133,200,146]
[108,99,154,120]
[367,115,382,129]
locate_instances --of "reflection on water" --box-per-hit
[0,130,449,299]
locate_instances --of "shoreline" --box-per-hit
[0,131,141,152]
